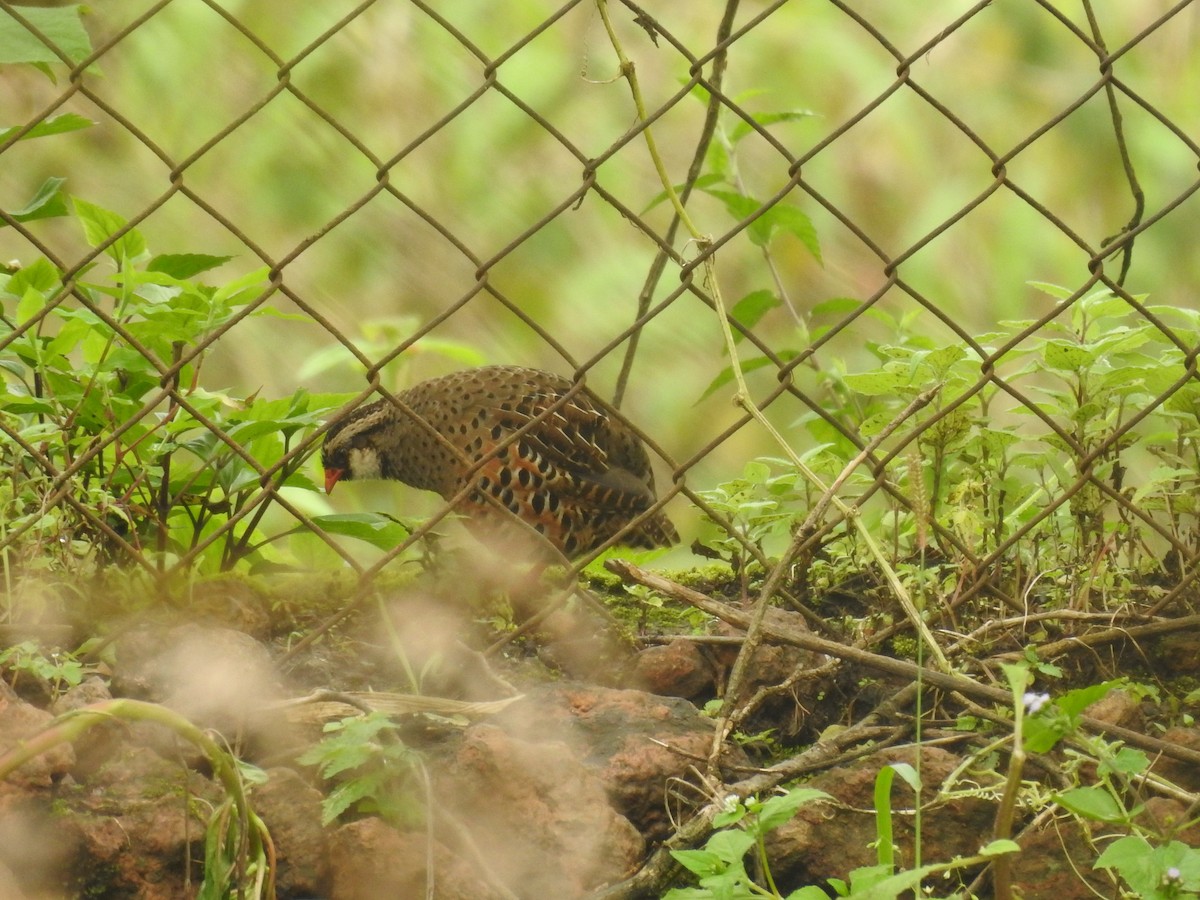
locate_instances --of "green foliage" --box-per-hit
[0,639,88,694]
[695,288,1200,612]
[665,776,1017,899]
[989,666,1200,898]
[0,5,93,76]
[1095,836,1200,900]
[664,788,832,899]
[695,458,806,565]
[0,197,347,576]
[1023,678,1123,754]
[296,711,424,827]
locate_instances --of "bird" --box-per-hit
[320,365,679,560]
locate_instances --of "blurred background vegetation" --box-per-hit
[3,1,1200,558]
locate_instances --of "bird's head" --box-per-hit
[320,402,390,493]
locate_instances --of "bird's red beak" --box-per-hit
[324,468,344,494]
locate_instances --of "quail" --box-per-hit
[321,365,678,559]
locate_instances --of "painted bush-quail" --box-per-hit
[321,365,679,559]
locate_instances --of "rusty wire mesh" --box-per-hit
[3,0,1200,625]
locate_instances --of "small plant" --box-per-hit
[665,787,832,899]
[1094,837,1200,899]
[665,773,1017,899]
[689,287,1200,630]
[0,640,88,695]
[0,196,348,575]
[695,458,806,566]
[296,711,425,827]
[1017,677,1200,899]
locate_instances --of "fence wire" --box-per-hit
[2,1,1200,626]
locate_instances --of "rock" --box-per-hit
[622,639,715,700]
[1011,816,1112,898]
[765,746,994,891]
[0,681,74,787]
[1139,797,1200,846]
[711,610,825,738]
[1151,727,1200,792]
[440,723,644,897]
[0,800,77,898]
[329,817,506,900]
[40,743,219,898]
[254,767,330,897]
[49,675,114,715]
[1154,633,1200,675]
[1083,689,1143,731]
[0,858,26,900]
[496,683,746,840]
[187,575,273,638]
[49,676,118,777]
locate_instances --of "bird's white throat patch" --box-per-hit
[348,446,382,480]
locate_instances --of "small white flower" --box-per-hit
[721,794,740,813]
[1023,691,1051,714]
[1165,866,1181,883]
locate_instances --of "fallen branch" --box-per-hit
[605,559,1200,769]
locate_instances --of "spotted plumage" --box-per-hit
[321,365,678,558]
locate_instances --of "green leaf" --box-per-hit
[147,253,234,279]
[0,5,93,66]
[811,297,862,317]
[729,108,819,143]
[1022,720,1060,763]
[72,198,147,263]
[1000,661,1032,697]
[1028,281,1074,301]
[1055,786,1127,823]
[701,189,821,260]
[0,113,93,144]
[1099,746,1150,778]
[702,828,757,864]
[211,265,270,305]
[1077,289,1132,323]
[642,172,725,214]
[1056,680,1120,718]
[46,316,91,356]
[321,774,378,824]
[1042,341,1094,371]
[698,355,790,402]
[15,286,45,324]
[670,848,725,878]
[2,176,68,224]
[755,788,830,833]
[309,513,412,550]
[842,369,910,395]
[847,860,973,898]
[727,290,779,344]
[1091,835,1200,899]
[873,766,899,870]
[702,187,760,225]
[980,839,1021,856]
[751,203,821,262]
[4,257,60,296]
[923,344,968,377]
[887,762,920,794]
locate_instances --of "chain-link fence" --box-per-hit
[9,2,1200,896]
[3,1,1200,621]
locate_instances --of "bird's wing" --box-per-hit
[483,384,659,506]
